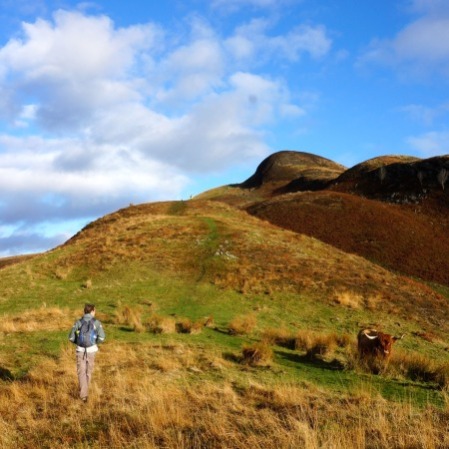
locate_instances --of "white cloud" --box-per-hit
[0,8,329,254]
[0,134,188,195]
[393,18,449,64]
[0,10,159,131]
[226,19,331,64]
[0,10,155,78]
[360,8,449,79]
[407,131,449,156]
[155,36,224,104]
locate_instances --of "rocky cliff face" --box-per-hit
[331,155,449,204]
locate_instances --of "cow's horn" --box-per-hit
[394,334,405,340]
[363,330,378,340]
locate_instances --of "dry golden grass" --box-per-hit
[241,342,273,366]
[389,351,449,389]
[333,290,364,309]
[113,306,209,336]
[0,306,73,333]
[1,343,449,448]
[175,318,204,335]
[263,327,351,361]
[228,313,257,335]
[261,327,296,349]
[145,314,176,334]
[114,304,145,333]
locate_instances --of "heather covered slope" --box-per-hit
[248,190,449,286]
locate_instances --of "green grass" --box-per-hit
[1,198,449,419]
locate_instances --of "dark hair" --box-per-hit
[84,303,95,314]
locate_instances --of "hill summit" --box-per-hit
[201,150,449,287]
[240,150,346,191]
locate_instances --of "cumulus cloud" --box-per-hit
[0,9,331,255]
[407,131,449,156]
[0,10,158,131]
[359,5,449,79]
[154,19,224,105]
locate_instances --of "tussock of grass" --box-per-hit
[175,318,204,335]
[241,342,273,366]
[389,352,449,389]
[114,304,145,333]
[146,314,176,334]
[228,313,257,335]
[261,328,297,349]
[114,305,209,336]
[263,328,351,360]
[203,316,214,328]
[295,330,339,360]
[333,290,363,309]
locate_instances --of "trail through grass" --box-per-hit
[2,199,449,447]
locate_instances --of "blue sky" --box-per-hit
[0,0,448,256]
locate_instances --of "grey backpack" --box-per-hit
[76,318,97,348]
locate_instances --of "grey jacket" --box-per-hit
[68,313,105,351]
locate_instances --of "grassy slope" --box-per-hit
[1,199,449,447]
[248,190,449,286]
[200,154,449,290]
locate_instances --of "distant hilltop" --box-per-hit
[198,150,449,287]
[239,150,346,192]
[238,150,449,201]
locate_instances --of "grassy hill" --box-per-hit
[2,194,449,447]
[201,151,449,289]
[248,190,449,286]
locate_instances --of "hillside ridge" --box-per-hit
[199,150,449,287]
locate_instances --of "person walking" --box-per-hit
[68,303,105,402]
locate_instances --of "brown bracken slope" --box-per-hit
[200,151,449,287]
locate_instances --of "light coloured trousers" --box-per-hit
[76,351,96,399]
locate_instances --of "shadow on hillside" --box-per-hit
[0,367,14,381]
[212,327,232,335]
[118,326,136,333]
[275,350,345,371]
[222,352,242,363]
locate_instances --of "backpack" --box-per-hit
[76,318,97,348]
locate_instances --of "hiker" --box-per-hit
[68,303,105,402]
